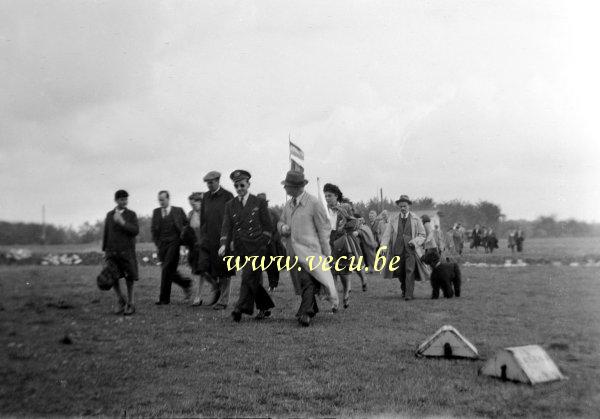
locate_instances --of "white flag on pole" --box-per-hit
[289,140,304,161]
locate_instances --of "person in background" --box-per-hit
[515,227,525,252]
[470,224,482,250]
[368,210,381,246]
[377,210,391,246]
[486,227,499,253]
[481,226,489,253]
[445,225,456,255]
[102,189,139,315]
[184,192,219,306]
[421,214,439,256]
[151,190,192,305]
[380,195,427,300]
[200,171,235,310]
[508,229,517,253]
[356,214,377,272]
[433,224,446,256]
[452,223,464,255]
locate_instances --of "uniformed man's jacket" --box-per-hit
[220,194,272,257]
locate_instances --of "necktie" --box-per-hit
[292,197,297,207]
[162,208,167,218]
[240,196,244,207]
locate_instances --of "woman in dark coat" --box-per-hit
[183,192,219,306]
[323,183,367,309]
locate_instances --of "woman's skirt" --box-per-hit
[331,231,364,276]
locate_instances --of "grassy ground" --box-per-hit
[2,236,600,259]
[1,263,599,417]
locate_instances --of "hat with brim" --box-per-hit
[203,171,221,182]
[230,170,251,183]
[395,194,412,205]
[281,170,308,187]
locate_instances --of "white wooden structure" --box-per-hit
[416,325,479,359]
[479,345,566,384]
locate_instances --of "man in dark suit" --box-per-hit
[102,189,139,315]
[151,190,192,305]
[200,171,235,310]
[219,170,274,322]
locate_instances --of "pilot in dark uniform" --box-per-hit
[219,170,275,322]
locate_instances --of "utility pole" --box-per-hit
[41,205,47,244]
[379,188,383,213]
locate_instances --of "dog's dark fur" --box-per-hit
[420,252,461,299]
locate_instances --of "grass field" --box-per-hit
[3,236,600,259]
[1,262,599,417]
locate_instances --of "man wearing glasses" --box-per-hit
[219,170,275,322]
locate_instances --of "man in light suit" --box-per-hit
[384,195,426,300]
[278,171,339,327]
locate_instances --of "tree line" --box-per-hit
[1,197,598,245]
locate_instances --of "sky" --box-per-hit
[1,0,599,227]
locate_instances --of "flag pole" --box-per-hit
[285,133,291,203]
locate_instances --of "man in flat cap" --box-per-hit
[151,190,193,305]
[219,170,275,322]
[102,189,139,315]
[380,195,426,300]
[257,192,286,291]
[200,171,235,310]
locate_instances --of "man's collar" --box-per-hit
[212,186,221,195]
[291,191,306,206]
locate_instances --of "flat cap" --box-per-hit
[203,171,221,181]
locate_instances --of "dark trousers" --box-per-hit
[296,270,320,318]
[158,241,191,303]
[265,264,280,289]
[394,251,416,298]
[235,266,275,315]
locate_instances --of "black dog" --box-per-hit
[420,252,461,299]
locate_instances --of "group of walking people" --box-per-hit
[100,169,453,326]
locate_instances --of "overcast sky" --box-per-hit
[1,0,599,226]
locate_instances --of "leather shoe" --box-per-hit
[255,310,271,320]
[298,314,310,327]
[231,310,242,322]
[155,301,169,305]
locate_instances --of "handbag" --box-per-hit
[96,260,120,291]
[332,233,352,258]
